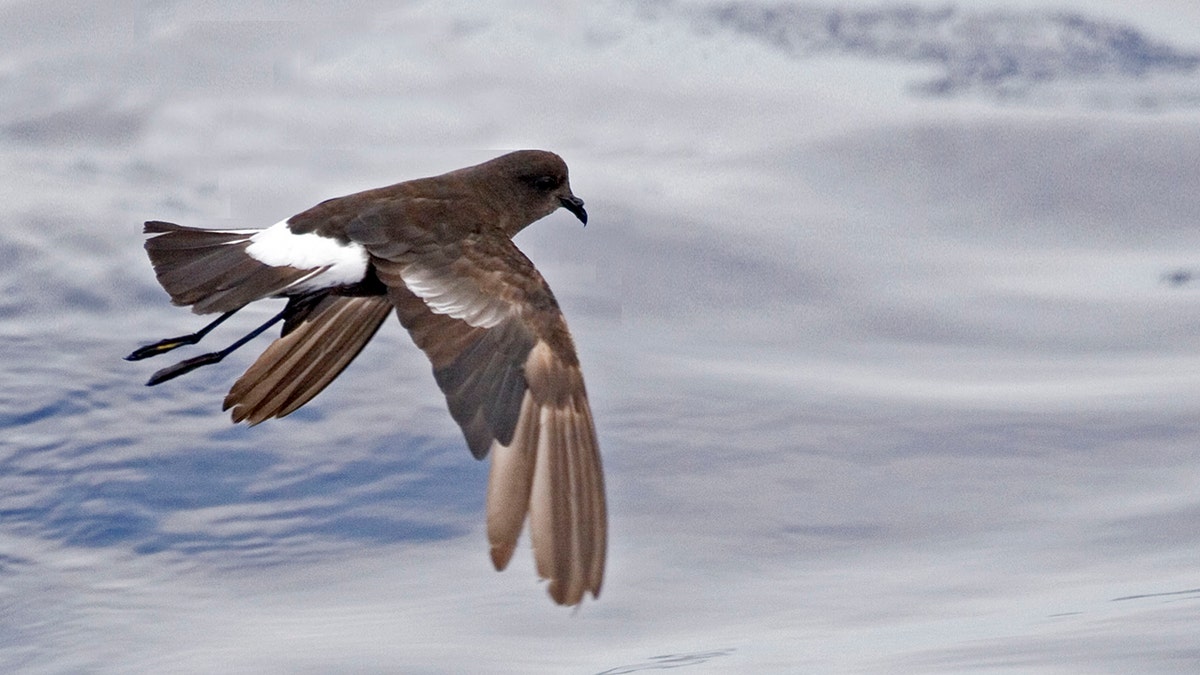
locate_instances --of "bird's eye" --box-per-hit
[530,175,559,191]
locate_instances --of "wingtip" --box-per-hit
[490,542,516,571]
[224,399,255,425]
[223,387,267,425]
[226,405,268,427]
[545,578,600,607]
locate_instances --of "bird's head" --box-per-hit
[480,150,588,235]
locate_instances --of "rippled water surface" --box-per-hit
[4,1,1200,672]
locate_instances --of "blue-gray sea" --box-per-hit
[4,1,1200,672]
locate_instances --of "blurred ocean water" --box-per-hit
[3,1,1200,672]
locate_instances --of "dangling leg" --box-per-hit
[125,309,240,361]
[142,295,324,386]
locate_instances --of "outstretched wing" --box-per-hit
[223,294,393,424]
[372,235,606,606]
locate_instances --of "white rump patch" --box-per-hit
[246,219,369,291]
[400,263,509,328]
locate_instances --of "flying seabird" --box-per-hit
[127,150,606,606]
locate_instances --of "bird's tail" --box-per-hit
[143,221,316,314]
[139,221,394,423]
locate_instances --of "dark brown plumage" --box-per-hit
[130,150,606,606]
